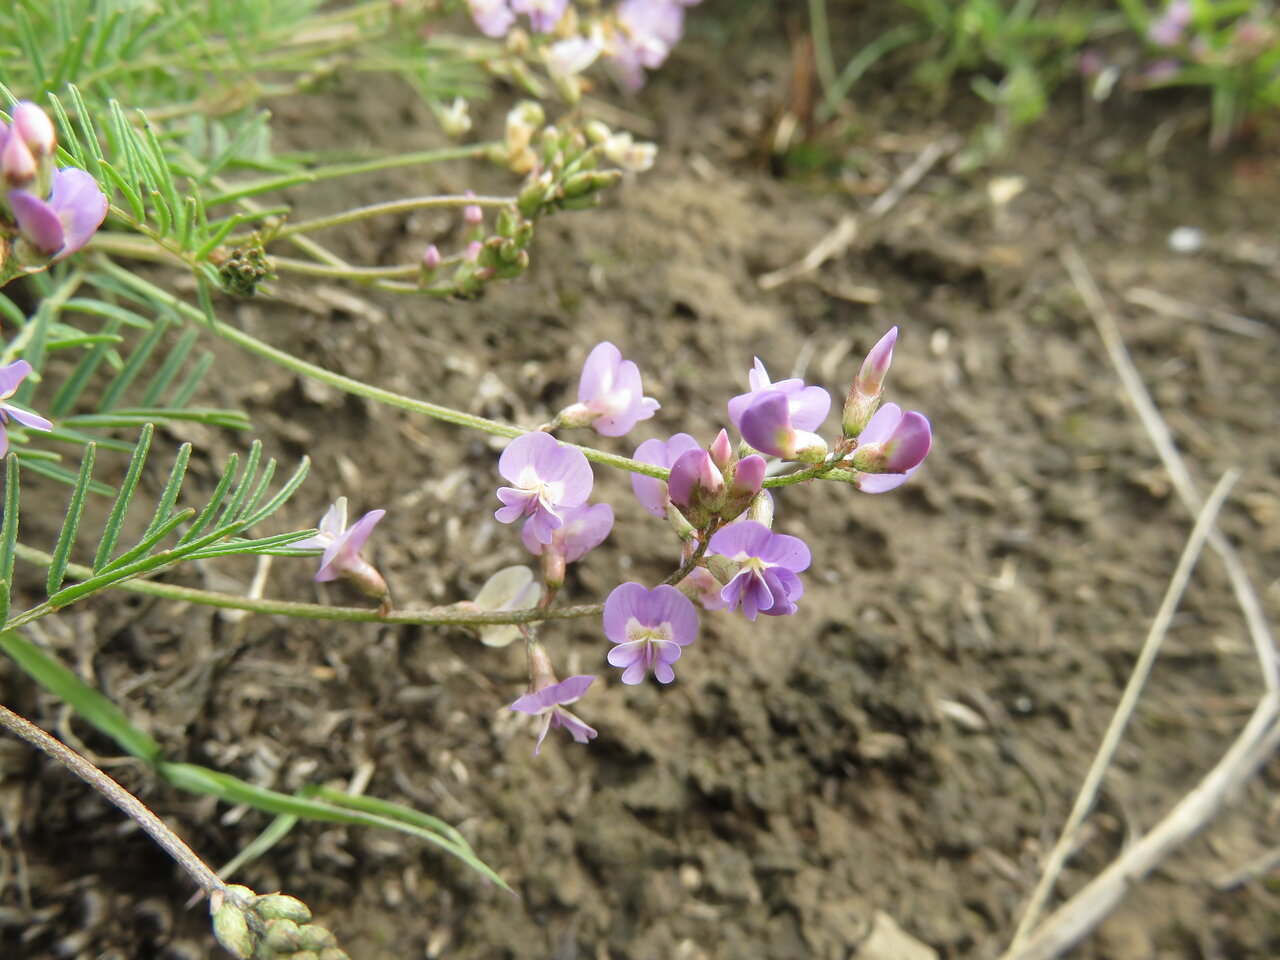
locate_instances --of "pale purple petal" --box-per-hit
[9,189,65,254]
[524,504,564,544]
[511,674,595,713]
[560,502,613,562]
[648,584,698,645]
[856,469,915,494]
[0,360,33,398]
[758,532,811,572]
[578,342,621,405]
[0,430,8,459]
[668,448,722,507]
[602,581,649,643]
[739,390,793,458]
[708,519,774,560]
[499,431,552,483]
[496,486,535,523]
[46,168,108,259]
[2,406,52,432]
[858,403,902,446]
[882,411,932,472]
[511,0,567,32]
[468,0,515,36]
[786,384,831,432]
[340,509,385,557]
[550,707,597,744]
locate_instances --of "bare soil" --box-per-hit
[3,11,1280,960]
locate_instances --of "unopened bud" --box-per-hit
[12,102,55,156]
[298,924,338,950]
[792,431,829,463]
[210,887,257,960]
[706,554,738,586]
[421,243,441,273]
[464,191,483,225]
[255,894,312,924]
[264,918,303,952]
[1,134,36,188]
[746,489,775,527]
[843,326,898,437]
[709,429,733,471]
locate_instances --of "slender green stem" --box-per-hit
[271,256,426,279]
[210,144,500,206]
[0,701,231,899]
[662,530,715,587]
[242,194,514,246]
[93,260,672,480]
[808,0,838,97]
[12,542,602,627]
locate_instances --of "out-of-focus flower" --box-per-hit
[603,581,698,684]
[522,501,613,587]
[602,131,657,173]
[495,431,594,544]
[0,359,52,457]
[468,0,516,37]
[545,35,602,78]
[510,641,596,756]
[294,497,388,597]
[11,102,56,157]
[557,341,660,437]
[608,0,693,90]
[739,390,828,461]
[847,402,932,493]
[708,520,810,621]
[631,432,701,518]
[678,563,727,611]
[439,97,472,138]
[9,168,108,261]
[842,326,897,437]
[1148,0,1191,48]
[511,0,567,33]
[473,565,544,647]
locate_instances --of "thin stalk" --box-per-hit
[0,701,230,900]
[93,261,671,480]
[270,256,427,280]
[12,542,602,627]
[241,194,514,245]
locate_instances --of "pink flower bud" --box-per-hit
[1,133,36,188]
[464,190,483,225]
[843,326,898,437]
[12,102,55,156]
[709,428,733,471]
[668,448,724,508]
[422,243,441,270]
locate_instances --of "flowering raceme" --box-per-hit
[0,359,52,457]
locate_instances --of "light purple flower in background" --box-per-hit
[631,432,701,517]
[495,432,594,544]
[546,35,603,77]
[511,0,568,33]
[728,358,830,432]
[679,564,727,611]
[9,168,108,261]
[604,582,698,684]
[0,360,53,457]
[468,0,516,37]
[522,501,614,563]
[511,674,598,756]
[609,0,689,89]
[738,390,827,461]
[1148,0,1191,48]
[708,520,810,621]
[295,497,388,595]
[571,341,660,437]
[848,402,932,493]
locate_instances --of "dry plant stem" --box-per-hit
[1001,694,1280,960]
[1061,245,1280,693]
[1006,468,1240,953]
[0,702,229,900]
[263,193,514,243]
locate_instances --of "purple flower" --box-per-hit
[566,341,660,437]
[847,402,932,493]
[708,520,810,621]
[511,0,568,33]
[0,359,53,457]
[511,642,597,756]
[727,358,830,433]
[9,168,108,261]
[1148,0,1191,48]
[294,497,388,596]
[630,432,701,517]
[467,0,515,37]
[609,0,689,89]
[603,582,698,684]
[495,432,594,544]
[668,447,723,509]
[546,36,603,78]
[738,390,828,461]
[521,501,613,588]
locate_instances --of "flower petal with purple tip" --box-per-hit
[631,432,700,517]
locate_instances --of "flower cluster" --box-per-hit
[465,0,704,92]
[1,101,107,281]
[298,331,930,757]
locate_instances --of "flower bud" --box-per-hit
[265,918,304,952]
[746,489,775,528]
[12,102,55,156]
[1,133,37,188]
[298,924,339,950]
[843,326,897,437]
[464,191,483,225]
[709,429,733,471]
[721,453,765,522]
[254,894,312,924]
[210,886,257,960]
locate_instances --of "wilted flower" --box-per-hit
[557,341,660,437]
[472,565,544,647]
[510,642,596,756]
[631,432,701,518]
[294,497,388,598]
[495,431,594,544]
[0,359,52,457]
[522,501,613,588]
[603,581,698,684]
[707,520,810,621]
[847,402,932,493]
